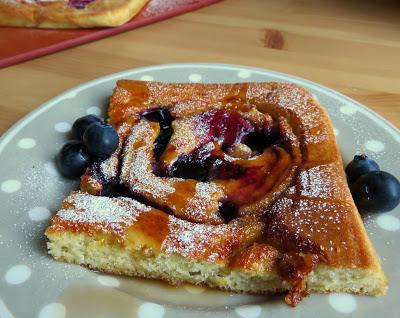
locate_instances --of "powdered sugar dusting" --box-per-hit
[128,146,176,198]
[162,216,239,261]
[248,83,330,146]
[163,118,205,164]
[56,192,151,234]
[184,182,225,222]
[100,154,118,179]
[268,195,351,256]
[142,0,204,17]
[121,120,176,198]
[295,164,349,202]
[120,119,225,224]
[98,124,130,179]
[299,166,330,198]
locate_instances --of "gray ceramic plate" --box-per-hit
[1,64,399,318]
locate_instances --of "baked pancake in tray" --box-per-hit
[0,0,149,28]
[46,80,387,306]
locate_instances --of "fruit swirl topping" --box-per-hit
[63,98,318,306]
[67,0,95,9]
[111,107,299,225]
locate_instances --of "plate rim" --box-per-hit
[0,63,399,317]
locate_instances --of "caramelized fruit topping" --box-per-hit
[142,108,174,160]
[79,82,330,306]
[218,201,239,223]
[197,109,255,148]
[154,110,284,184]
[68,0,95,9]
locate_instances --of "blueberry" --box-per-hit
[72,115,103,140]
[169,155,208,181]
[141,108,174,159]
[142,108,173,128]
[218,201,238,223]
[100,182,131,198]
[345,154,380,184]
[83,122,119,158]
[209,158,244,180]
[245,124,280,153]
[56,141,91,178]
[153,126,173,160]
[351,171,400,213]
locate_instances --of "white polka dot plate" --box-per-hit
[0,64,399,318]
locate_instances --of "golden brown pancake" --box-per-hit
[46,80,387,306]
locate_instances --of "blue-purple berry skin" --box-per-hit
[56,141,91,178]
[351,171,400,213]
[345,154,380,184]
[83,122,119,159]
[72,115,103,141]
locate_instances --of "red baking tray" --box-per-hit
[0,0,222,68]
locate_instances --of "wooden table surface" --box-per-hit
[1,0,400,135]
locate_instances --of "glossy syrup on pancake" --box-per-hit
[80,81,325,305]
[47,80,387,307]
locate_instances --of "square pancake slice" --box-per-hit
[46,80,387,306]
[0,0,149,28]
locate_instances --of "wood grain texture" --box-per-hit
[1,0,399,135]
